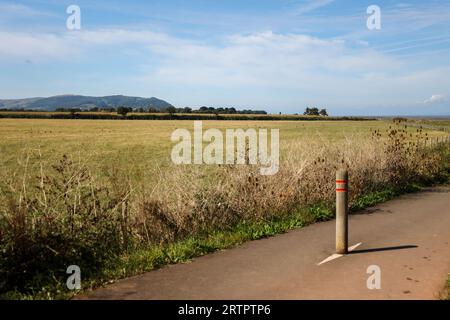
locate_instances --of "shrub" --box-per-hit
[0,154,129,296]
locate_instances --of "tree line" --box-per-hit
[116,106,268,116]
[1,106,328,116]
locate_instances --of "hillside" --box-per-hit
[0,95,173,111]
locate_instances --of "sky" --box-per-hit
[0,0,450,115]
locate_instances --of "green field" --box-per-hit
[1,118,446,181]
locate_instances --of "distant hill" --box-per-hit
[0,95,173,111]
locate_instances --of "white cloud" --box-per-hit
[0,31,75,60]
[424,94,446,104]
[0,29,178,61]
[0,3,53,22]
[138,31,401,89]
[0,4,44,16]
[293,0,335,15]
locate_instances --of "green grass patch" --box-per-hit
[349,184,424,212]
[351,188,399,212]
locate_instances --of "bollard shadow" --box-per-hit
[349,245,418,255]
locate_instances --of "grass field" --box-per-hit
[0,118,446,180]
[0,118,449,299]
[0,119,380,185]
[406,119,450,133]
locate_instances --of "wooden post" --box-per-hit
[336,170,349,254]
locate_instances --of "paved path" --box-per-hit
[79,186,450,300]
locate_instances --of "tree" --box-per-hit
[117,106,132,117]
[69,108,81,114]
[199,106,209,113]
[166,106,177,114]
[319,109,328,116]
[303,107,320,116]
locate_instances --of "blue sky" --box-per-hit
[0,0,450,115]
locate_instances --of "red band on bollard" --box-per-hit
[336,179,347,192]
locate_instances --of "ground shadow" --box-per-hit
[349,245,418,254]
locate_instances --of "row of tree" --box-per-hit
[117,106,268,116]
[54,106,268,116]
[4,106,328,116]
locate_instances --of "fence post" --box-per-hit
[336,170,349,254]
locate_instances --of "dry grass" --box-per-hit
[136,122,447,241]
